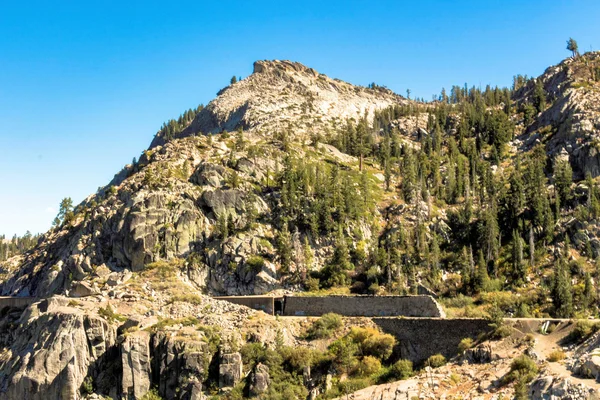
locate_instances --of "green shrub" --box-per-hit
[504,354,538,384]
[80,376,93,395]
[282,346,313,372]
[426,354,446,368]
[367,282,380,295]
[354,355,381,377]
[568,320,600,343]
[442,294,474,308]
[329,337,359,373]
[458,338,474,353]
[390,359,413,380]
[168,294,204,305]
[246,255,265,273]
[491,324,513,340]
[240,342,281,370]
[141,389,163,400]
[348,327,395,360]
[306,313,342,339]
[98,305,126,323]
[306,277,320,292]
[334,378,371,397]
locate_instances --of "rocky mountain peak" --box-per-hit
[252,59,319,77]
[150,59,405,148]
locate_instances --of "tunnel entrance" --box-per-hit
[274,298,284,315]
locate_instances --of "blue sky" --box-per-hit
[0,0,599,237]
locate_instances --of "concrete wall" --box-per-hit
[282,295,444,317]
[373,317,493,364]
[214,296,276,315]
[0,296,37,310]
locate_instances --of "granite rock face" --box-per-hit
[516,52,600,179]
[121,331,152,399]
[0,299,117,400]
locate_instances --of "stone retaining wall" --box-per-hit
[373,317,493,364]
[282,295,444,317]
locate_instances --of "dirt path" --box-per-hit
[512,320,600,391]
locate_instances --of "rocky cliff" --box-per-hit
[517,52,600,178]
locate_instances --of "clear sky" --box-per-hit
[1,0,599,237]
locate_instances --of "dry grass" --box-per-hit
[547,350,566,362]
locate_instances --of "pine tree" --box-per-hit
[474,249,490,293]
[554,160,573,209]
[566,38,579,57]
[303,237,314,271]
[551,257,573,318]
[276,222,293,274]
[533,79,546,113]
[583,272,595,312]
[217,213,229,239]
[230,75,237,85]
[459,246,472,292]
[53,197,74,227]
[512,229,526,284]
[480,204,500,268]
[227,213,236,236]
[429,235,441,284]
[529,226,535,267]
[321,230,353,287]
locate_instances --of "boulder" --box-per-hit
[219,352,243,388]
[70,281,98,297]
[200,189,246,217]
[249,363,270,396]
[190,163,226,187]
[464,344,495,364]
[581,355,600,379]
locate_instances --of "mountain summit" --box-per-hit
[150,60,405,147]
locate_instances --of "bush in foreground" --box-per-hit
[426,354,446,368]
[306,313,343,339]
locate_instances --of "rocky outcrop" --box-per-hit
[152,331,213,400]
[249,363,270,396]
[0,137,282,297]
[121,331,152,399]
[464,344,495,364]
[219,352,243,389]
[517,52,600,178]
[530,376,597,400]
[0,298,118,400]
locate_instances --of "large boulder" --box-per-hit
[200,189,247,218]
[219,352,243,389]
[249,363,270,396]
[190,163,226,188]
[70,281,98,297]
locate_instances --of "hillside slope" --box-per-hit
[2,54,600,399]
